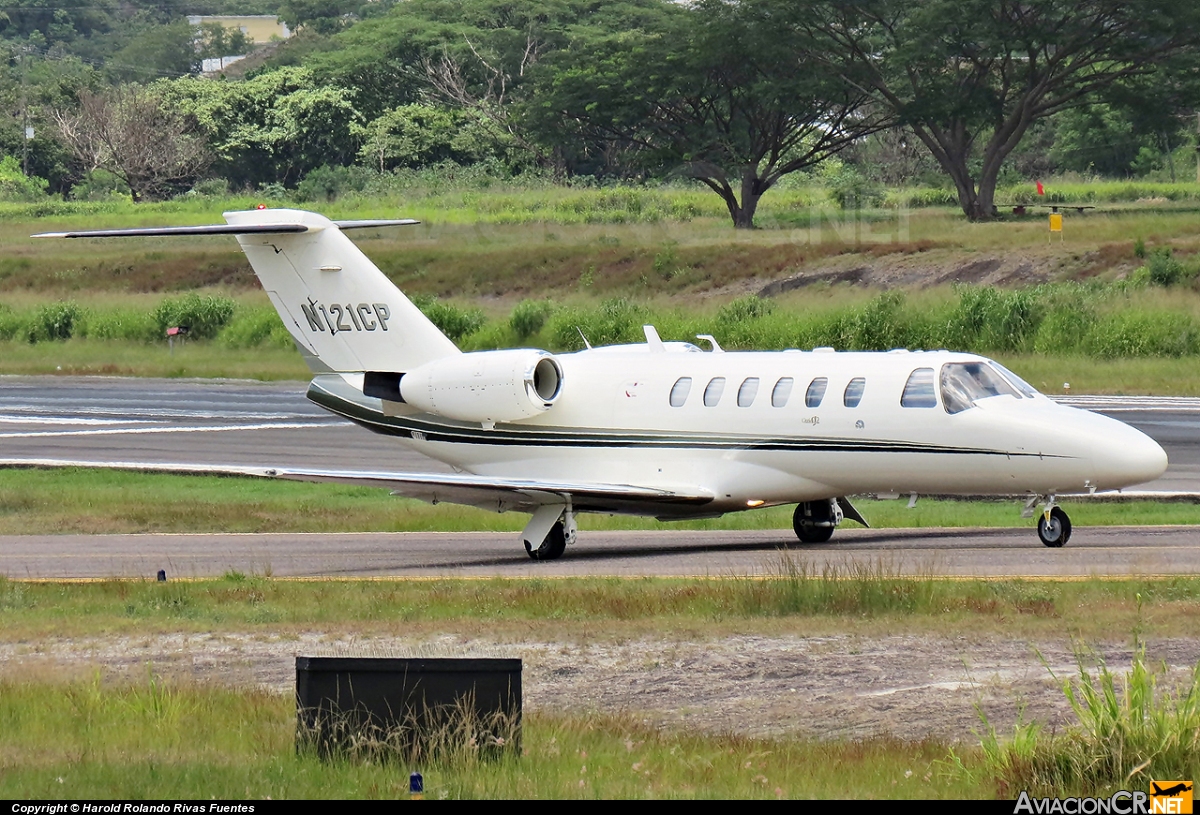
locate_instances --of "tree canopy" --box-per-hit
[786,0,1200,219]
[524,0,885,226]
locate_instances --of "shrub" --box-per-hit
[69,168,130,202]
[547,298,646,350]
[1085,311,1199,358]
[295,165,380,203]
[28,301,81,342]
[717,295,775,325]
[509,299,554,340]
[826,168,886,210]
[80,309,159,343]
[153,293,236,340]
[410,295,486,341]
[0,155,48,202]
[219,307,294,349]
[1145,248,1188,287]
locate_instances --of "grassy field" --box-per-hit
[0,575,1198,797]
[7,189,1200,388]
[0,678,973,799]
[3,571,1200,640]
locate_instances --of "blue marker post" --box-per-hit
[410,771,424,800]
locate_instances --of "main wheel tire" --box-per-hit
[524,521,568,561]
[792,502,835,544]
[1037,506,1072,548]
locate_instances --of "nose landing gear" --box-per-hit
[1032,497,1072,547]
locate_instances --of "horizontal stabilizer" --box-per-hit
[32,219,418,239]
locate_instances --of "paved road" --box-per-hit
[0,376,1198,579]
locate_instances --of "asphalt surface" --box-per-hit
[0,526,1195,580]
[1,375,1198,579]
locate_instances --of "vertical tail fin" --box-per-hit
[226,209,459,373]
[34,208,461,374]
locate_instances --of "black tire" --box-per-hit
[792,502,835,544]
[524,521,568,561]
[1037,506,1072,547]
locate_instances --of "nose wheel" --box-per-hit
[1037,506,1072,547]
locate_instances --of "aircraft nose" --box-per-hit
[1092,416,1168,489]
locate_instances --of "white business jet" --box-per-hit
[35,208,1168,560]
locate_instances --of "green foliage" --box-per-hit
[28,301,81,342]
[943,286,1046,353]
[969,640,1200,795]
[547,298,647,350]
[1144,248,1192,287]
[69,169,131,202]
[79,309,158,343]
[219,307,295,350]
[162,68,363,188]
[152,294,236,340]
[717,294,775,324]
[1085,311,1199,358]
[0,155,48,202]
[826,167,886,210]
[358,105,507,172]
[409,295,486,341]
[508,299,554,340]
[294,165,379,202]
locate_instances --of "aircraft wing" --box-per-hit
[0,458,714,517]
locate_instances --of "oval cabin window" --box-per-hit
[669,377,692,407]
[704,377,726,407]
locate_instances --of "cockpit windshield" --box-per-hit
[988,361,1039,398]
[940,362,1021,414]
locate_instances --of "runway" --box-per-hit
[1,375,1198,579]
[0,526,1195,580]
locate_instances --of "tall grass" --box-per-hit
[961,634,1200,796]
[0,672,972,798]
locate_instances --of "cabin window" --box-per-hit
[805,377,828,408]
[737,377,759,407]
[771,377,794,407]
[940,362,1020,414]
[900,368,937,408]
[843,377,866,408]
[703,377,726,407]
[669,377,692,407]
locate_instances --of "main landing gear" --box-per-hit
[521,502,577,561]
[1026,496,1072,547]
[792,497,870,543]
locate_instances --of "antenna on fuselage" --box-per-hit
[695,334,724,352]
[575,327,592,350]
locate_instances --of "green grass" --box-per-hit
[0,467,1197,536]
[4,571,1200,640]
[959,637,1200,797]
[0,674,977,799]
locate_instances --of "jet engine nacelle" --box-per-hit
[399,349,563,424]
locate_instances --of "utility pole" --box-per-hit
[17,45,32,177]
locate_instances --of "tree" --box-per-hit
[52,84,210,202]
[358,104,503,171]
[793,0,1200,220]
[163,67,362,188]
[524,0,884,227]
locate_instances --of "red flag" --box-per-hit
[1036,180,1045,196]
